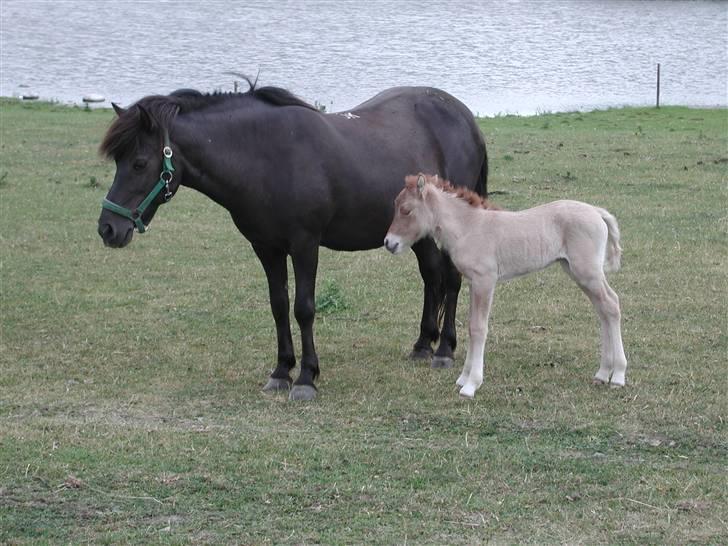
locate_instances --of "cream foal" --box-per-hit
[384,174,627,399]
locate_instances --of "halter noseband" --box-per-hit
[101,130,175,233]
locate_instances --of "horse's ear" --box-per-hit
[416,174,426,195]
[136,104,154,131]
[111,102,125,117]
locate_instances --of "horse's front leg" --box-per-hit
[253,244,297,392]
[289,240,321,401]
[458,278,496,399]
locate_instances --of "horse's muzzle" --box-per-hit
[98,220,133,248]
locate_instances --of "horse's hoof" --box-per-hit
[409,348,433,361]
[431,356,454,369]
[592,378,608,386]
[262,377,292,392]
[289,385,317,401]
[609,382,625,389]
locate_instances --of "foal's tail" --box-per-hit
[597,207,622,273]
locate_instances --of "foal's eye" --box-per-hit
[400,207,412,216]
[133,159,147,172]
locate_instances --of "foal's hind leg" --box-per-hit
[562,262,627,386]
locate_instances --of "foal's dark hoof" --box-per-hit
[262,377,292,392]
[409,347,434,361]
[431,356,454,369]
[289,385,317,401]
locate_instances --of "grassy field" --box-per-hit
[1,98,726,544]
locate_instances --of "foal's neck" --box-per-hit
[427,188,486,250]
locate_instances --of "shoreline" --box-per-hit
[2,95,726,119]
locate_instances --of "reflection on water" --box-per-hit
[1,0,725,115]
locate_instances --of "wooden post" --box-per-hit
[656,63,660,108]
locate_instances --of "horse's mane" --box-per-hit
[99,75,317,159]
[405,173,500,210]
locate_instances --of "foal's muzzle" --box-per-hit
[384,235,403,254]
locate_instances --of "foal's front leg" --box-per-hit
[458,278,496,399]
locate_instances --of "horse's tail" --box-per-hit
[597,207,622,273]
[473,148,489,197]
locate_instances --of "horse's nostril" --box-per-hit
[98,223,113,240]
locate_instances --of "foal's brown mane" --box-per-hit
[405,173,500,210]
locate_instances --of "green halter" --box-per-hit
[101,130,175,233]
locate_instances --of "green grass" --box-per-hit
[1,98,726,544]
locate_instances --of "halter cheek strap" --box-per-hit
[101,130,175,233]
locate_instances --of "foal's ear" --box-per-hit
[111,102,126,117]
[416,174,426,195]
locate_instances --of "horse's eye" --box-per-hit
[133,159,147,172]
[400,207,412,216]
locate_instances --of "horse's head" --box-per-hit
[384,173,436,255]
[97,101,180,248]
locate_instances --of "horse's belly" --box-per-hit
[320,228,386,251]
[319,201,394,251]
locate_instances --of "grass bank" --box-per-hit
[1,98,726,544]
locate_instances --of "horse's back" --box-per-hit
[313,88,485,250]
[349,86,458,112]
[325,86,485,187]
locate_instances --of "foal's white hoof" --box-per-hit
[592,378,608,386]
[459,385,475,399]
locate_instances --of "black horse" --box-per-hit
[98,80,487,400]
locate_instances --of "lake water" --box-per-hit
[1,0,726,116]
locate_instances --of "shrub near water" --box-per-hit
[0,99,726,544]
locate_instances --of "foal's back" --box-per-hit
[480,200,610,281]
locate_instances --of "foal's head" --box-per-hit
[384,174,436,254]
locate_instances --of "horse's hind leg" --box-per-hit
[562,261,627,386]
[432,252,461,369]
[410,238,444,361]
